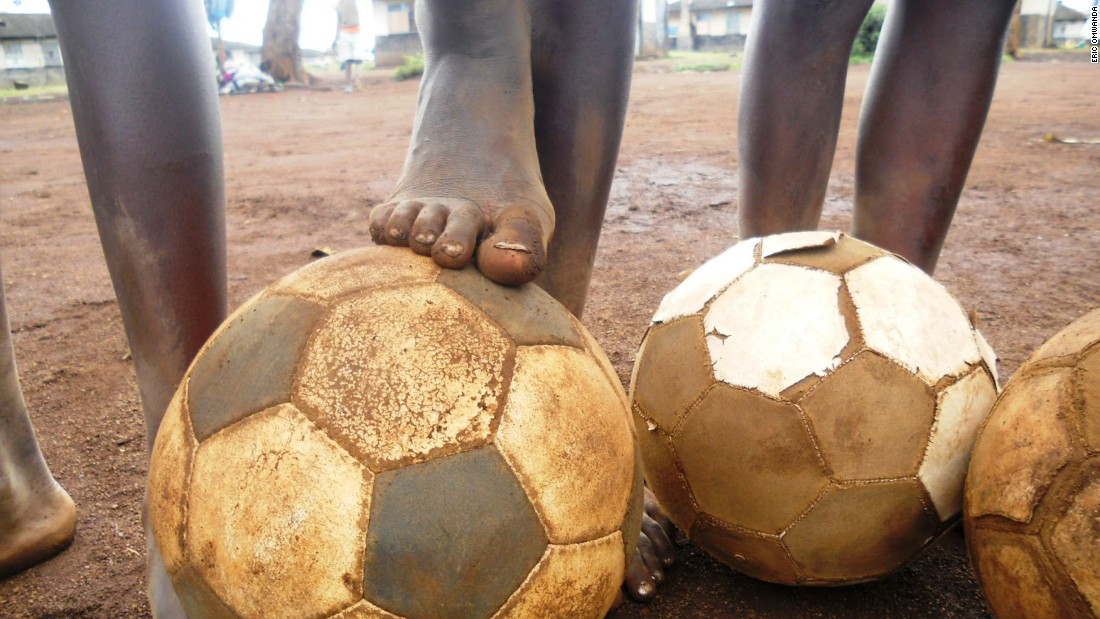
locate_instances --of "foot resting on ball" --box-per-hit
[368,21,554,287]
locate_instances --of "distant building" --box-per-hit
[0,13,63,90]
[372,1,420,68]
[638,0,670,58]
[667,0,753,52]
[1020,0,1089,47]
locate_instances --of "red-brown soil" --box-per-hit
[0,53,1097,617]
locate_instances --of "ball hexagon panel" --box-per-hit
[1049,470,1100,614]
[968,531,1067,619]
[329,600,402,618]
[651,238,758,324]
[800,351,935,481]
[846,256,980,384]
[266,246,440,302]
[783,481,938,582]
[631,316,713,432]
[674,383,829,534]
[760,232,888,275]
[435,268,583,349]
[705,263,848,397]
[295,284,511,471]
[494,345,635,544]
[918,367,998,521]
[173,564,239,619]
[1025,308,1100,366]
[187,403,372,619]
[632,421,699,533]
[1079,345,1100,451]
[362,446,547,619]
[966,369,1076,524]
[691,516,799,584]
[493,533,624,619]
[149,383,196,577]
[576,320,631,413]
[187,294,324,441]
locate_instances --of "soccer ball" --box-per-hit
[629,231,999,585]
[964,308,1100,618]
[148,246,642,619]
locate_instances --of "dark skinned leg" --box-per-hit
[0,259,77,577]
[529,0,633,317]
[852,0,1015,273]
[369,0,554,287]
[737,0,874,237]
[49,2,226,616]
[528,1,674,604]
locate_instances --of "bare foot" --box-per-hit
[368,7,554,287]
[0,464,76,578]
[622,488,676,603]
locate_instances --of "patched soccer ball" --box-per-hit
[148,246,642,619]
[630,231,999,585]
[964,308,1100,618]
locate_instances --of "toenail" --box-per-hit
[388,227,407,240]
[415,232,437,245]
[441,241,465,258]
[637,581,654,598]
[651,569,664,584]
[493,240,530,253]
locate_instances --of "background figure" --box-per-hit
[737,0,1017,274]
[336,0,365,93]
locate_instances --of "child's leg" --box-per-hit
[529,2,675,602]
[369,0,554,287]
[49,2,227,615]
[528,0,635,317]
[737,0,874,237]
[852,0,1015,273]
[0,260,76,577]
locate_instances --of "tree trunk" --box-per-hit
[262,0,311,84]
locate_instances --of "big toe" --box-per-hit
[476,207,548,287]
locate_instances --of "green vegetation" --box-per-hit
[0,83,68,100]
[852,3,887,58]
[393,54,424,81]
[668,50,740,73]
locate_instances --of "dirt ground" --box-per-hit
[0,52,1097,618]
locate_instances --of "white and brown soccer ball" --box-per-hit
[964,308,1100,619]
[149,246,642,619]
[630,231,999,585]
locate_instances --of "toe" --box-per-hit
[410,203,448,257]
[368,202,397,245]
[476,206,548,286]
[641,513,676,569]
[431,200,485,269]
[623,546,658,603]
[643,490,677,567]
[383,200,424,247]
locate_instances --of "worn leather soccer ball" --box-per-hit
[149,245,642,619]
[964,308,1100,618]
[630,231,998,585]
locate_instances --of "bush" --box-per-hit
[853,4,887,57]
[393,54,424,81]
